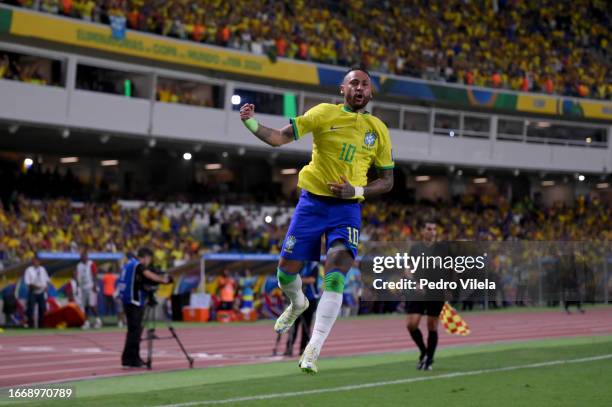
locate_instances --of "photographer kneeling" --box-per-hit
[117,247,171,368]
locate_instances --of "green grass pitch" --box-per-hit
[5,335,612,407]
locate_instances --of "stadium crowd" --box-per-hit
[0,197,202,270]
[1,193,608,329]
[2,0,609,99]
[361,194,612,243]
[0,51,62,86]
[156,82,216,107]
[1,193,610,269]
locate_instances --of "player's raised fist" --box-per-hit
[240,103,255,121]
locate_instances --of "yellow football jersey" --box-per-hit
[290,103,394,199]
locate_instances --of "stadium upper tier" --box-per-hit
[1,0,609,100]
[1,195,610,266]
[1,41,610,174]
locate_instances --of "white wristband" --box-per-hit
[354,186,364,198]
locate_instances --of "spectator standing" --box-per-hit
[24,254,50,328]
[342,262,363,317]
[2,286,18,327]
[0,55,10,79]
[102,266,118,317]
[217,269,236,311]
[238,269,256,314]
[75,250,102,329]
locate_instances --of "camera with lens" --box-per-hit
[142,265,168,306]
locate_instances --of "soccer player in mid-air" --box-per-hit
[239,66,394,373]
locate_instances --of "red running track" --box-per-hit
[1,307,611,388]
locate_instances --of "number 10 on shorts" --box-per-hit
[347,227,359,246]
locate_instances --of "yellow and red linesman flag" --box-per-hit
[439,302,471,336]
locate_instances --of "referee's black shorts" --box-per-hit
[405,301,444,317]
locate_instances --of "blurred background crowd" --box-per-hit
[2,0,610,99]
[1,193,610,269]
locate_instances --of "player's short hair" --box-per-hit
[418,218,438,230]
[344,64,371,81]
[137,247,153,258]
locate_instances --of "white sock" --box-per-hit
[279,275,306,309]
[309,291,343,349]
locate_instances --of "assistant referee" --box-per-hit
[405,219,450,371]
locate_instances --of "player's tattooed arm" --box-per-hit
[364,169,394,197]
[253,123,295,147]
[239,103,294,147]
[328,175,357,198]
[328,169,394,199]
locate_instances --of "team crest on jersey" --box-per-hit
[363,131,377,149]
[284,235,297,252]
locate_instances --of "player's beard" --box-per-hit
[348,93,370,111]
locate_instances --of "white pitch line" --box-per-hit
[152,353,612,407]
[17,346,55,352]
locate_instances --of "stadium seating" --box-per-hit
[2,0,609,99]
[1,194,609,267]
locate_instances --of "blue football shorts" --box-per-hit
[280,190,361,261]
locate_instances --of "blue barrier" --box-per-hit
[201,253,366,262]
[202,253,280,261]
[37,252,125,261]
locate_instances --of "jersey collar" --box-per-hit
[341,104,370,115]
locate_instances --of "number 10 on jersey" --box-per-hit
[347,227,359,246]
[339,143,356,163]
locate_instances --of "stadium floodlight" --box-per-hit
[449,130,455,137]
[513,169,520,177]
[205,163,222,170]
[281,168,298,175]
[578,174,585,182]
[101,159,119,166]
[194,144,202,152]
[231,94,241,105]
[183,152,192,161]
[148,138,157,148]
[264,215,273,224]
[23,157,34,169]
[61,128,70,139]
[596,182,609,189]
[222,151,229,158]
[456,169,463,176]
[585,137,592,144]
[448,165,455,173]
[237,147,246,156]
[8,124,19,134]
[473,177,488,184]
[100,134,110,144]
[415,175,430,182]
[541,180,555,187]
[60,157,79,164]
